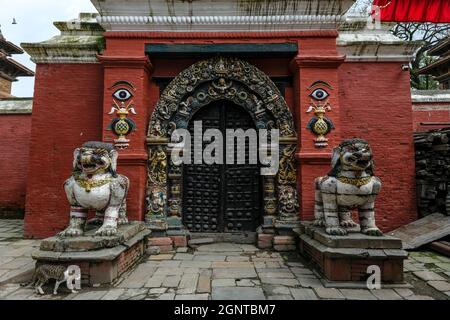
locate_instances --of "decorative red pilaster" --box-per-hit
[98,55,153,222]
[290,39,345,221]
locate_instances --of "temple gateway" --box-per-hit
[21,0,418,243]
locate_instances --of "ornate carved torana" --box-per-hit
[147,57,299,232]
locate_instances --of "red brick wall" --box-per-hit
[338,62,417,232]
[0,114,31,212]
[24,64,104,238]
[412,102,450,132]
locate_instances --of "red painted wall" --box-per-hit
[412,102,450,132]
[338,62,417,231]
[0,114,31,212]
[24,64,104,238]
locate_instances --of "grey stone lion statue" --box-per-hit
[59,141,129,237]
[314,138,383,237]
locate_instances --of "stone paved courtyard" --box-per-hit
[0,219,449,300]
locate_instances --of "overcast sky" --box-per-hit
[1,0,97,97]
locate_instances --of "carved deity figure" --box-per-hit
[59,142,129,237]
[278,145,297,185]
[148,146,168,185]
[314,138,383,236]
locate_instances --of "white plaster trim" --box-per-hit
[412,90,450,103]
[97,15,344,31]
[0,99,33,114]
[337,29,421,62]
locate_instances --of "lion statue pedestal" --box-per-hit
[31,142,151,288]
[297,139,408,286]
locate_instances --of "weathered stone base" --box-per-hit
[298,222,408,284]
[32,222,151,286]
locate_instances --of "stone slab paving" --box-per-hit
[0,220,40,285]
[0,219,449,300]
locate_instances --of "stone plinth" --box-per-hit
[297,222,408,285]
[32,222,151,286]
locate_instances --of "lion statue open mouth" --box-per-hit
[59,141,129,238]
[313,138,383,237]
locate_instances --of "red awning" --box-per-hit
[373,0,450,23]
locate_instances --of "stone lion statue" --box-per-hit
[314,138,383,237]
[59,142,129,237]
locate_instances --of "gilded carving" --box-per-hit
[147,187,166,216]
[278,145,297,185]
[148,146,168,185]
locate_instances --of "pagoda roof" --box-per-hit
[428,36,450,57]
[0,51,35,80]
[0,32,24,55]
[418,54,450,75]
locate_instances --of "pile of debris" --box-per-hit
[414,128,450,217]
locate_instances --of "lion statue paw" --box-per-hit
[118,216,129,225]
[340,220,359,228]
[313,219,325,227]
[361,228,383,237]
[326,227,348,236]
[95,225,118,237]
[58,226,84,238]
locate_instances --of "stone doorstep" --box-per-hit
[39,222,146,252]
[301,222,403,249]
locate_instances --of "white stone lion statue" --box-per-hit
[59,141,129,237]
[314,138,383,237]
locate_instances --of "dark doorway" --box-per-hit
[182,100,262,233]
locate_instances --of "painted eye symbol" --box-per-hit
[310,88,329,101]
[113,89,133,101]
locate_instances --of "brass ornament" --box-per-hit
[337,175,372,188]
[74,176,112,193]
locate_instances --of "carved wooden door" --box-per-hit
[183,100,261,233]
